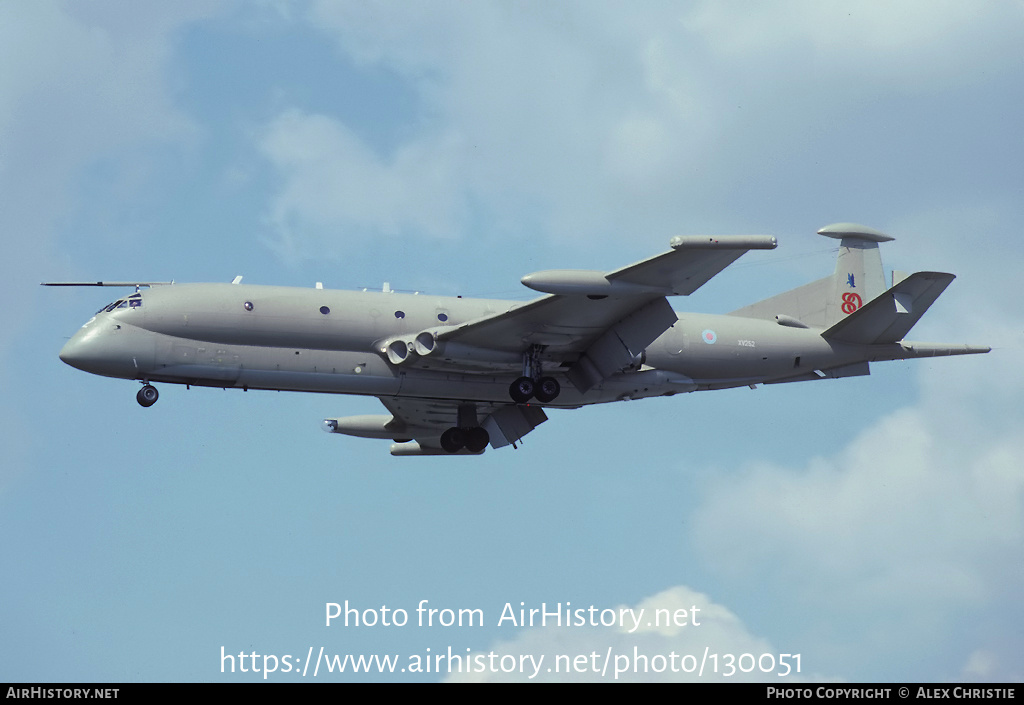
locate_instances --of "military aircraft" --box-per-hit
[47,223,988,455]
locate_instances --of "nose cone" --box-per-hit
[59,329,106,374]
[58,335,91,371]
[58,322,139,378]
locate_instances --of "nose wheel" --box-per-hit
[136,384,159,407]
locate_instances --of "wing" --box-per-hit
[378,396,547,456]
[416,235,776,391]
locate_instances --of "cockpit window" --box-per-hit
[97,299,124,313]
[96,295,142,314]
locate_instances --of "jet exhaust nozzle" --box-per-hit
[382,337,417,365]
[414,330,439,356]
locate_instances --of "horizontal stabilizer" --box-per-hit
[823,272,955,345]
[729,275,833,328]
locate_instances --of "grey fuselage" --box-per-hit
[59,282,892,407]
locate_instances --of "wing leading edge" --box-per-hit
[424,235,777,391]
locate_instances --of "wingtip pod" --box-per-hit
[521,270,666,296]
[669,235,777,250]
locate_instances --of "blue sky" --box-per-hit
[3,1,1023,682]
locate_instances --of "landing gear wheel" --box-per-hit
[509,376,535,403]
[534,376,560,403]
[137,384,159,407]
[464,427,490,453]
[440,427,466,453]
[440,426,489,453]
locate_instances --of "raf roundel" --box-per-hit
[701,329,717,345]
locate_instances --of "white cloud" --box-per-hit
[689,329,1024,679]
[251,1,1024,260]
[263,2,717,248]
[256,109,468,262]
[1,1,219,275]
[0,2,212,182]
[0,1,222,480]
[445,585,832,682]
[683,0,1023,87]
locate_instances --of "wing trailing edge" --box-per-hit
[565,296,677,392]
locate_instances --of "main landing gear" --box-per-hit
[509,375,560,404]
[136,384,159,407]
[439,403,489,454]
[440,426,490,454]
[508,345,560,404]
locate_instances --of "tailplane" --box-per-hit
[821,271,955,345]
[730,222,894,329]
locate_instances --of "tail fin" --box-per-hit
[822,271,955,344]
[729,222,894,329]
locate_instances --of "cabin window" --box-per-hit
[320,306,330,315]
[394,310,405,319]
[243,301,254,311]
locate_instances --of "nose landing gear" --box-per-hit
[136,384,159,407]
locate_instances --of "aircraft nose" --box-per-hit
[59,332,100,372]
[58,323,139,377]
